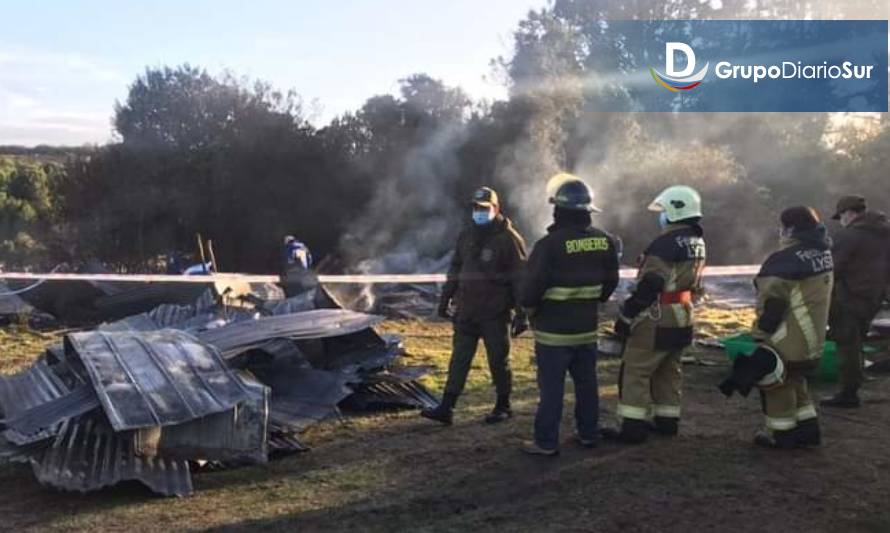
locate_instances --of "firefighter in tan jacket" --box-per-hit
[604,186,706,444]
[719,207,833,449]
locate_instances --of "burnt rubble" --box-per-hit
[0,281,436,497]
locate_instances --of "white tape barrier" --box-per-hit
[0,266,761,285]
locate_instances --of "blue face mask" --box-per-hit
[473,208,495,226]
[658,212,670,229]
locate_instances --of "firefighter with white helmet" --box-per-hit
[602,185,707,444]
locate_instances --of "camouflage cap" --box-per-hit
[471,187,499,208]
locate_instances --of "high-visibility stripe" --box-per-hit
[617,403,651,421]
[757,349,785,389]
[765,416,798,431]
[653,404,681,418]
[796,404,818,421]
[790,287,819,356]
[770,322,788,344]
[534,330,599,347]
[542,285,603,301]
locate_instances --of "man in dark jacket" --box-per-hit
[519,174,621,455]
[421,187,528,425]
[822,196,890,408]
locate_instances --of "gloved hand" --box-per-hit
[511,313,529,338]
[438,298,452,320]
[613,315,633,340]
[718,377,738,398]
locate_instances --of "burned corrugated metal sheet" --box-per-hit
[65,330,252,431]
[0,359,68,419]
[4,385,100,445]
[199,309,385,358]
[268,427,308,455]
[342,367,438,411]
[0,358,86,444]
[307,333,402,373]
[241,339,352,433]
[30,415,193,497]
[134,373,269,464]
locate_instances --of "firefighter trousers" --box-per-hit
[616,346,682,421]
[760,373,817,432]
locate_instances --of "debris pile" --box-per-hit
[0,281,436,497]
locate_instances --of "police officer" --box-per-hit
[603,186,706,444]
[822,196,890,408]
[519,174,620,455]
[421,187,528,425]
[719,207,833,448]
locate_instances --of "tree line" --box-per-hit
[2,0,888,273]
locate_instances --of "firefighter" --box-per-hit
[719,207,833,448]
[519,174,621,455]
[421,187,528,426]
[822,196,890,408]
[603,185,706,444]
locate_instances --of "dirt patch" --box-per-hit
[0,313,888,532]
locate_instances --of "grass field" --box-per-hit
[2,307,890,532]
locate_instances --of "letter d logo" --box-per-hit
[666,42,696,77]
[650,42,709,92]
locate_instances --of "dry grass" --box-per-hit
[1,308,889,532]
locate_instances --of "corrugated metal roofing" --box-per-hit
[134,373,269,464]
[30,415,193,497]
[66,330,252,431]
[199,309,385,358]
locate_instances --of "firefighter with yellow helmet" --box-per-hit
[603,185,706,444]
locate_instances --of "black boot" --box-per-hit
[754,429,797,450]
[795,418,822,447]
[421,393,457,425]
[652,416,679,436]
[601,419,649,444]
[820,388,861,409]
[484,395,512,424]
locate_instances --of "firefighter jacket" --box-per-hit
[520,219,621,346]
[752,227,834,368]
[621,222,706,352]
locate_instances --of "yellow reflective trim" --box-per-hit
[765,416,797,431]
[796,405,818,421]
[790,287,819,356]
[543,285,603,301]
[534,330,599,347]
[653,404,681,418]
[565,237,609,254]
[756,349,785,389]
[617,403,651,421]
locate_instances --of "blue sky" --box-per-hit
[0,0,547,146]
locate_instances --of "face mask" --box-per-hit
[658,212,670,229]
[473,207,495,226]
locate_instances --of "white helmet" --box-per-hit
[648,185,702,222]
